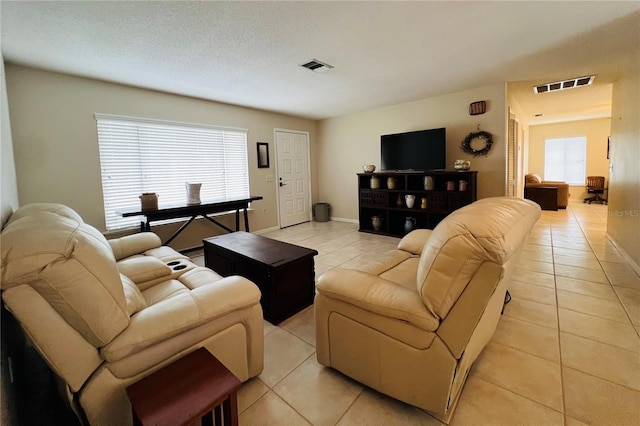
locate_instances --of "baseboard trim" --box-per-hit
[607,233,640,275]
[330,217,358,224]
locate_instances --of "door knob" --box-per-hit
[279,177,286,187]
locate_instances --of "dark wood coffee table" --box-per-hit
[203,232,318,324]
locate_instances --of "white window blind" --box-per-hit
[544,137,587,185]
[95,114,249,231]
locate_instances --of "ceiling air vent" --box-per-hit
[300,59,334,73]
[534,76,594,94]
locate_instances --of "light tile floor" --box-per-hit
[193,202,640,425]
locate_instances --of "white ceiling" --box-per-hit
[1,1,638,122]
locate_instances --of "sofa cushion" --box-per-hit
[1,209,130,347]
[416,197,541,319]
[121,274,147,316]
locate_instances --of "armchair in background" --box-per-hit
[524,173,570,209]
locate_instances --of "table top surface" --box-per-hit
[204,231,318,266]
[126,348,241,425]
[119,196,263,217]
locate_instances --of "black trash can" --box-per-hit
[313,203,330,222]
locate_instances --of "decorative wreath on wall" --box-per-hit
[461,130,494,157]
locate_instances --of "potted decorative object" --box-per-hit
[139,193,158,210]
[387,177,397,189]
[185,183,202,205]
[362,165,376,173]
[404,217,416,234]
[424,176,435,190]
[405,195,415,208]
[371,215,383,231]
[454,160,471,170]
[370,175,380,189]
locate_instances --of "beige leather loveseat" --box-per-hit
[525,173,570,208]
[315,197,541,423]
[1,203,264,425]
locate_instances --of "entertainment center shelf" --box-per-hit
[358,170,477,237]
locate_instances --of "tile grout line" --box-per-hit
[549,210,568,424]
[572,206,640,341]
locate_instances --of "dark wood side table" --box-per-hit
[203,232,318,324]
[524,186,558,211]
[126,348,241,426]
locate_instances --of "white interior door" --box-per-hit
[276,130,311,228]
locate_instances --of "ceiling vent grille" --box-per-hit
[300,59,334,73]
[534,76,594,94]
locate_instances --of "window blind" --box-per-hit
[95,114,249,231]
[544,136,586,185]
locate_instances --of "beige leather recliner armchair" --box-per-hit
[525,173,570,208]
[1,203,264,425]
[315,197,541,423]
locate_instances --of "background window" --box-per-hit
[544,136,587,185]
[96,114,249,231]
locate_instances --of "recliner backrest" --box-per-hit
[1,204,129,347]
[416,197,541,319]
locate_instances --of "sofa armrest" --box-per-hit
[316,269,439,331]
[100,275,261,362]
[108,233,162,261]
[397,229,433,255]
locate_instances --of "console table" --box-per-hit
[119,196,263,245]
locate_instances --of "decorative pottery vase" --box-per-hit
[387,177,397,189]
[459,180,468,191]
[396,194,403,207]
[371,215,383,231]
[454,160,471,170]
[404,217,417,234]
[405,194,415,208]
[421,198,427,209]
[446,181,455,191]
[370,176,380,189]
[186,182,202,205]
[424,176,435,190]
[139,193,158,210]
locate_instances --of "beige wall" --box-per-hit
[1,58,19,226]
[507,88,531,198]
[5,64,317,249]
[528,118,611,200]
[608,77,640,270]
[317,83,507,221]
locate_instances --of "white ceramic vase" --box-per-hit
[405,194,415,208]
[186,182,202,205]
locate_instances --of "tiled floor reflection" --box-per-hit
[192,202,640,425]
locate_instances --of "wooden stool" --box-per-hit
[126,348,241,426]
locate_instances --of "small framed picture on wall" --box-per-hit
[257,142,269,168]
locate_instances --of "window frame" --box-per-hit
[95,113,250,232]
[543,136,587,185]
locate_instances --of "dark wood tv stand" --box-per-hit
[358,170,477,237]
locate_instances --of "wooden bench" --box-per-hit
[126,348,241,426]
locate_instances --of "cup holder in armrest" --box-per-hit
[172,264,187,271]
[167,261,181,266]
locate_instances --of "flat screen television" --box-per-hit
[380,128,446,171]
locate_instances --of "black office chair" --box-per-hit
[584,176,607,204]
